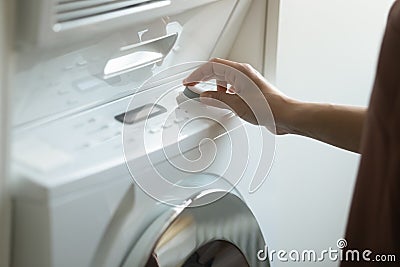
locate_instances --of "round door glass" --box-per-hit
[145,240,249,267]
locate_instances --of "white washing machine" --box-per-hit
[11,0,274,266]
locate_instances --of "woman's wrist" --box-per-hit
[281,100,326,137]
[273,96,304,135]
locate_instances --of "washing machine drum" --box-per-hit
[123,191,269,267]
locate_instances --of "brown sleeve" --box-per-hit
[342,1,400,266]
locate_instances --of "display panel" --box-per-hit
[115,104,166,124]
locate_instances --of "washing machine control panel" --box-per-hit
[12,79,240,183]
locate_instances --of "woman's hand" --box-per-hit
[183,58,295,135]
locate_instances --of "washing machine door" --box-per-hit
[123,190,269,267]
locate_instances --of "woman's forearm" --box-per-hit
[183,58,367,153]
[284,101,367,153]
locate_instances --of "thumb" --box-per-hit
[200,91,239,112]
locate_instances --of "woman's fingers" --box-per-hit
[200,91,238,111]
[183,58,242,86]
[216,80,228,92]
[200,90,257,125]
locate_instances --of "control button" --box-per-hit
[99,125,109,131]
[100,136,116,143]
[67,99,78,105]
[75,78,102,91]
[73,123,84,129]
[76,60,87,66]
[174,117,186,123]
[173,45,181,52]
[128,137,135,142]
[63,65,73,71]
[162,122,173,129]
[88,124,110,134]
[184,86,201,100]
[78,140,98,150]
[148,126,161,133]
[81,142,91,149]
[108,122,120,129]
[57,89,70,95]
[48,80,60,87]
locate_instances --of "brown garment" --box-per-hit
[342,1,400,266]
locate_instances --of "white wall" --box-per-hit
[248,0,395,266]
